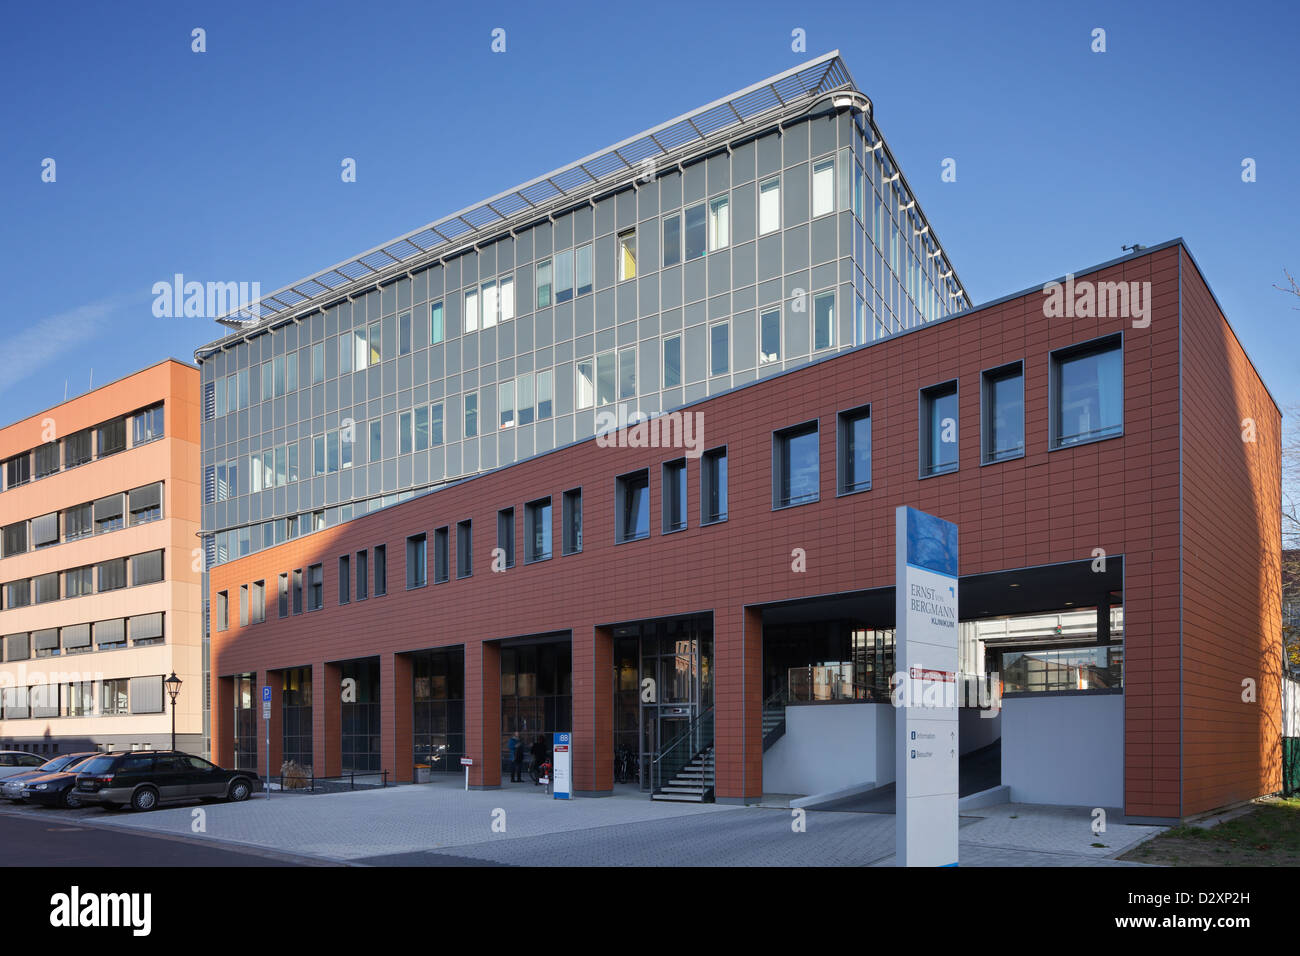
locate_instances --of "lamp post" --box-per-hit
[164,672,183,752]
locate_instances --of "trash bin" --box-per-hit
[415,764,431,784]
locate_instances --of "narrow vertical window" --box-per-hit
[774,422,820,508]
[663,459,687,533]
[482,279,498,329]
[433,527,449,583]
[464,392,479,438]
[356,550,368,600]
[710,322,730,376]
[399,311,412,355]
[525,497,552,562]
[456,521,472,578]
[339,555,350,604]
[813,291,835,351]
[499,380,515,430]
[562,488,583,555]
[759,177,780,235]
[374,544,387,596]
[663,335,682,389]
[577,360,595,410]
[465,288,479,332]
[407,534,427,588]
[430,300,444,344]
[760,308,781,365]
[500,277,515,322]
[702,447,728,523]
[536,260,553,309]
[497,509,515,569]
[983,362,1025,463]
[555,249,574,303]
[431,403,444,445]
[920,381,959,476]
[662,215,681,268]
[837,406,872,493]
[536,370,553,420]
[517,373,535,427]
[576,244,593,296]
[616,471,650,543]
[618,346,636,399]
[812,158,835,217]
[618,229,637,281]
[684,203,706,260]
[596,351,616,406]
[708,196,729,251]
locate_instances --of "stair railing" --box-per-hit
[650,704,715,795]
[762,687,788,751]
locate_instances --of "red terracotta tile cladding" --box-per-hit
[209,244,1279,816]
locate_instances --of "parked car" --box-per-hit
[75,751,261,811]
[0,752,45,779]
[21,761,100,809]
[2,753,96,802]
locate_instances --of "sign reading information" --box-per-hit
[894,506,959,867]
[552,732,572,800]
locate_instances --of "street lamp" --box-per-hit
[164,673,183,752]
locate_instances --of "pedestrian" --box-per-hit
[509,732,523,782]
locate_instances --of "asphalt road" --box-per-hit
[0,807,329,867]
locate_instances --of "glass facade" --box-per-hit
[340,659,381,774]
[198,99,967,568]
[412,647,464,775]
[281,666,312,772]
[499,640,572,773]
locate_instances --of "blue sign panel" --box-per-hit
[905,507,958,577]
[262,686,272,703]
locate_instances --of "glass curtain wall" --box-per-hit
[413,647,465,775]
[340,659,381,773]
[500,640,572,773]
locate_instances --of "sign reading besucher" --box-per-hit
[894,506,959,867]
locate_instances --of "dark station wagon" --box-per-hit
[75,751,261,811]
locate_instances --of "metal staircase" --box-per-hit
[762,689,787,751]
[650,704,715,802]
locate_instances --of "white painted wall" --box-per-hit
[763,702,895,796]
[1002,694,1124,808]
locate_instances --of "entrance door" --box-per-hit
[637,617,713,791]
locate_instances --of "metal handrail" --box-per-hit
[650,704,714,794]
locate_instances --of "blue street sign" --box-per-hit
[262,685,272,703]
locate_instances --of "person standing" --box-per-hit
[508,732,523,782]
[530,734,547,784]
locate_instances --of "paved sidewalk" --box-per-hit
[71,781,1163,866]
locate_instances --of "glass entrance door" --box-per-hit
[637,616,713,791]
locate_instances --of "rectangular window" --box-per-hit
[34,441,60,478]
[250,581,265,624]
[356,550,368,600]
[33,572,59,604]
[618,346,636,399]
[430,300,444,344]
[813,291,835,351]
[431,403,444,445]
[433,528,449,583]
[131,550,164,586]
[662,214,681,268]
[838,406,872,493]
[102,678,129,714]
[500,277,515,322]
[398,310,412,355]
[464,392,479,438]
[65,623,93,654]
[760,308,781,365]
[663,335,682,389]
[354,328,368,370]
[66,502,92,540]
[555,249,574,303]
[577,360,595,410]
[1052,335,1123,448]
[684,203,706,260]
[217,591,229,631]
[920,381,959,476]
[369,419,382,462]
[499,380,515,430]
[129,482,162,524]
[311,342,325,384]
[307,564,323,611]
[774,421,820,508]
[812,158,835,217]
[65,565,93,598]
[369,321,381,365]
[663,459,687,533]
[710,323,729,376]
[489,512,512,578]
[339,555,350,604]
[400,411,414,454]
[536,260,552,309]
[132,612,164,645]
[32,511,59,548]
[93,493,124,533]
[278,573,289,618]
[702,447,728,523]
[536,369,552,421]
[407,534,427,588]
[4,453,30,488]
[616,471,650,543]
[97,558,127,593]
[338,334,352,375]
[374,544,387,596]
[414,406,430,451]
[563,488,583,555]
[576,244,593,296]
[292,569,303,614]
[618,230,637,281]
[517,372,535,427]
[5,578,30,608]
[983,363,1025,463]
[525,497,552,563]
[456,521,472,578]
[708,196,729,251]
[759,176,780,235]
[596,350,616,406]
[65,429,92,468]
[482,280,498,329]
[97,418,126,457]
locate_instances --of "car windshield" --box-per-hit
[78,756,117,774]
[40,754,81,772]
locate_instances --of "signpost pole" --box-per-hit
[262,685,272,798]
[461,755,473,790]
[894,506,959,867]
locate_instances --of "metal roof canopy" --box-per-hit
[199,51,964,355]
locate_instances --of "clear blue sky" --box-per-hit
[2,0,1296,420]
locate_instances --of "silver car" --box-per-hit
[2,753,97,801]
[0,752,44,780]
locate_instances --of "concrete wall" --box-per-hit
[1002,694,1124,808]
[763,702,894,796]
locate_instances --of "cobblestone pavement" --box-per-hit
[2,783,1164,866]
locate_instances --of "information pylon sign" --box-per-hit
[894,506,959,867]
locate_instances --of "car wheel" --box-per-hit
[62,789,83,809]
[227,778,251,803]
[130,787,159,812]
